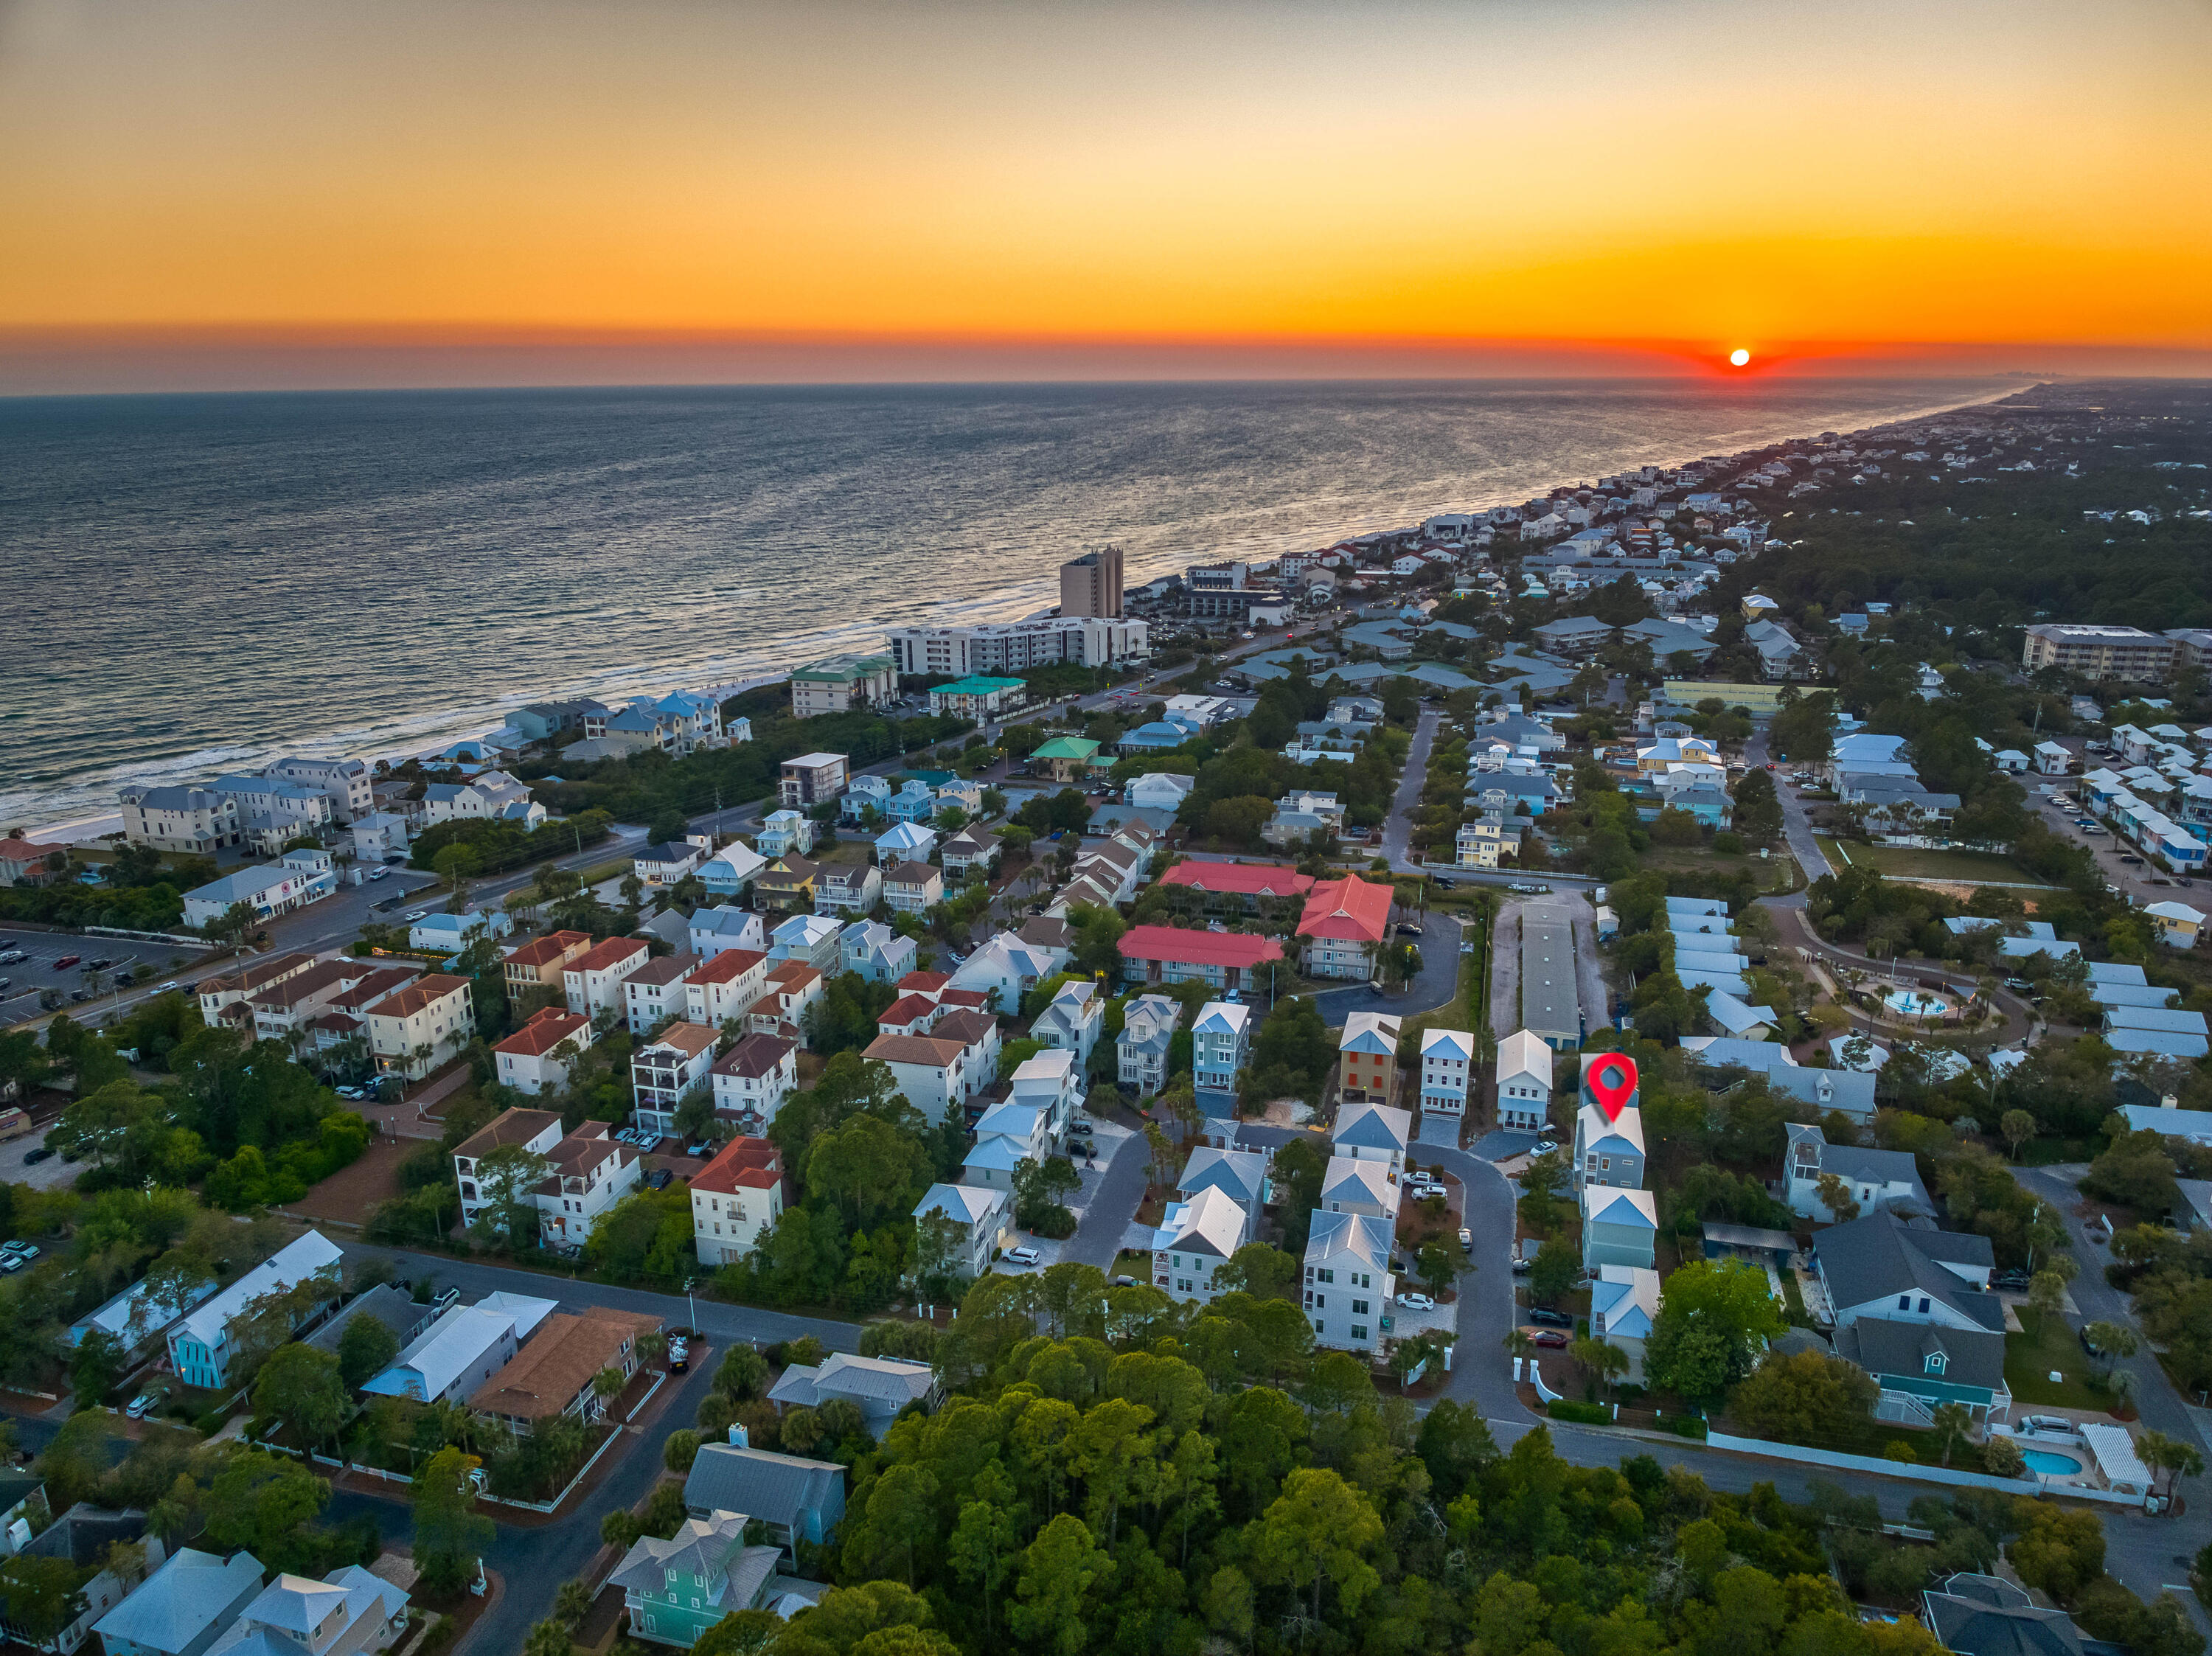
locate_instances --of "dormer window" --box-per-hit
[1925,1352,1947,1374]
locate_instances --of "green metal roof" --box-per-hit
[1031,737,1100,760]
[933,676,1026,695]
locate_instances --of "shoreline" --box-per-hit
[18,378,2027,839]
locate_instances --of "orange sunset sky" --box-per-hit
[3,0,2210,389]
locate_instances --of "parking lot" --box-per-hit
[0,928,206,1023]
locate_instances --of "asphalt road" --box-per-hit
[2023,780,2199,909]
[1744,728,1832,881]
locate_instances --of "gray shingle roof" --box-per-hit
[1834,1315,2006,1393]
[1815,1212,2000,1329]
[683,1445,842,1531]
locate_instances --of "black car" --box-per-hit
[1524,1307,1573,1329]
[647,1169,674,1191]
[1394,923,1423,937]
[23,1149,53,1166]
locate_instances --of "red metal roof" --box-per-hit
[1118,925,1284,969]
[1158,860,1317,899]
[1296,874,1392,946]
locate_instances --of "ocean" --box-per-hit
[0,377,2011,832]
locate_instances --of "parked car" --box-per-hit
[1004,1245,1042,1268]
[0,950,26,965]
[23,1148,53,1166]
[1506,883,1550,895]
[1433,876,1455,889]
[367,867,390,880]
[1457,1226,1472,1248]
[1394,923,1423,937]
[668,1340,689,1372]
[125,1393,157,1419]
[685,1142,712,1158]
[1525,1307,1572,1329]
[1068,1139,1096,1159]
[1520,1327,1569,1348]
[1397,1292,1436,1312]
[84,957,114,971]
[53,955,80,970]
[1511,1255,1531,1274]
[1069,1116,1096,1135]
[647,1169,674,1191]
[1533,1137,1558,1155]
[0,1256,21,1274]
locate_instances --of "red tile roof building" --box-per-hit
[1117,925,1283,992]
[1156,861,1318,906]
[1295,873,1394,980]
[692,1137,787,1267]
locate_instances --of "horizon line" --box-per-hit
[4,326,2209,397]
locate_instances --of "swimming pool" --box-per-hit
[2020,1448,2084,1477]
[1883,988,1951,1017]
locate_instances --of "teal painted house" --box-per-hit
[613,1514,782,1648]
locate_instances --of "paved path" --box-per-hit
[1378,709,1439,869]
[1745,729,1832,881]
[1060,1127,1150,1270]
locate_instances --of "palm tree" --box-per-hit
[1929,1402,1973,1467]
[551,1579,595,1629]
[1503,1328,1536,1367]
[2135,1430,2205,1503]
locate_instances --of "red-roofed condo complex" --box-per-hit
[1117,925,1283,992]
[1296,873,1394,981]
[1155,860,1317,913]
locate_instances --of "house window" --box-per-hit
[1352,1299,1368,1315]
[1897,1295,1910,1310]
[1351,1325,1368,1341]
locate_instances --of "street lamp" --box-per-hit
[684,1276,700,1335]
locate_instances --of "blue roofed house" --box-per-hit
[874,821,936,864]
[180,850,338,930]
[94,1548,265,1656]
[1703,989,1778,1040]
[766,1352,939,1435]
[683,1444,846,1558]
[839,774,893,824]
[883,780,940,824]
[696,843,767,900]
[1029,979,1105,1066]
[167,1231,344,1391]
[1588,1265,1660,1384]
[1579,1187,1657,1271]
[408,909,512,954]
[754,811,815,858]
[1815,1210,2009,1423]
[611,1514,782,1649]
[204,1565,408,1656]
[839,920,917,984]
[1114,993,1180,1097]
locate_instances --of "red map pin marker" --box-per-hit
[1585,1053,1638,1122]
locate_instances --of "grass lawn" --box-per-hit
[1815,838,2056,888]
[2006,1307,2104,1410]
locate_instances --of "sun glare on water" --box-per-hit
[1729,348,1752,367]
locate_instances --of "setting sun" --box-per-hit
[1730,348,1753,367]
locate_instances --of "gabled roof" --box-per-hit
[1496,1029,1554,1088]
[1835,1316,2006,1394]
[1322,1155,1396,1209]
[1338,1011,1400,1057]
[1118,925,1284,969]
[684,1445,845,1532]
[1155,1186,1249,1262]
[1178,1146,1267,1209]
[1158,860,1317,899]
[1582,1187,1658,1231]
[1815,1211,1999,1328]
[1332,1099,1411,1155]
[175,1231,344,1351]
[94,1547,264,1653]
[914,1182,1006,1227]
[1589,1265,1660,1341]
[864,1032,965,1070]
[1296,873,1394,946]
[1304,1208,1391,1271]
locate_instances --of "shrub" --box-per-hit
[1546,1400,1611,1424]
[1666,1416,1708,1439]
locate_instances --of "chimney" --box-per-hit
[728,1423,748,1448]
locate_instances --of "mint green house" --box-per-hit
[613,1514,782,1648]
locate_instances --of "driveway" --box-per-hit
[1378,709,1439,869]
[1057,1120,1150,1271]
[1310,913,1465,1023]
